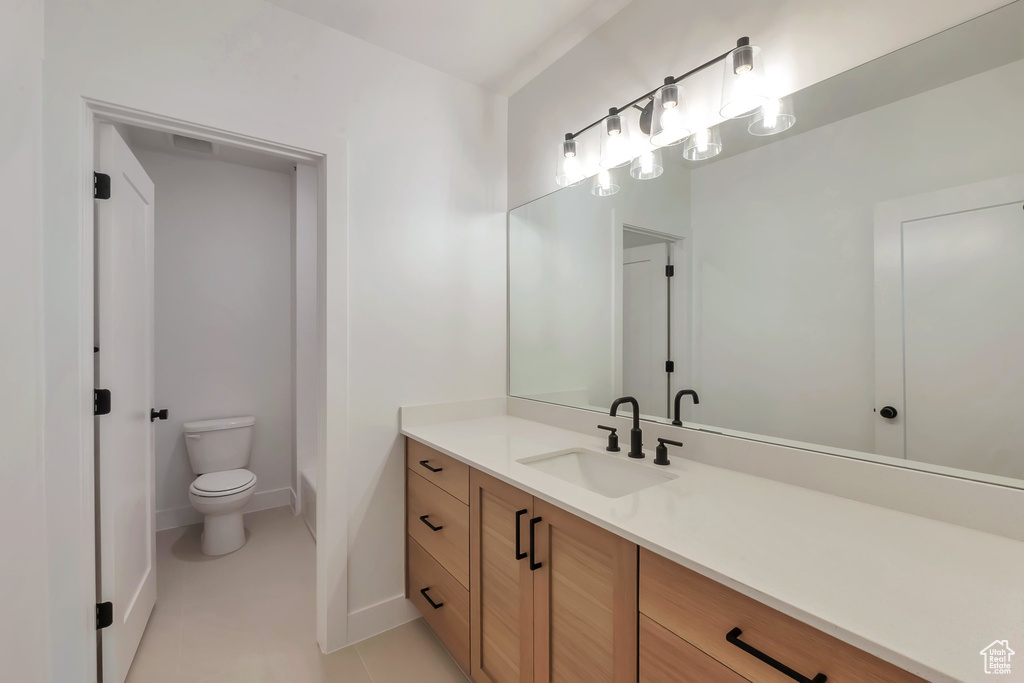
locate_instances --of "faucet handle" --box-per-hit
[598,425,620,452]
[654,437,682,466]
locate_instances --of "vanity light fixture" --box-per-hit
[592,168,620,196]
[555,134,586,187]
[599,108,633,169]
[649,79,691,147]
[556,36,794,184]
[630,148,664,180]
[720,38,768,118]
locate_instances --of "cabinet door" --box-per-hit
[532,499,637,683]
[470,470,535,683]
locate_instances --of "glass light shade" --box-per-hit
[592,168,620,196]
[682,127,722,161]
[720,44,768,118]
[599,112,632,169]
[630,149,664,180]
[748,97,796,136]
[650,82,691,147]
[555,137,586,187]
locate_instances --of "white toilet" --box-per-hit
[184,416,258,556]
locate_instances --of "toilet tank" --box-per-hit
[183,416,255,474]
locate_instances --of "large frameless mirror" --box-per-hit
[508,2,1024,488]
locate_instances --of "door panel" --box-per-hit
[96,123,157,683]
[532,499,637,683]
[470,470,535,683]
[903,202,1024,479]
[623,243,670,418]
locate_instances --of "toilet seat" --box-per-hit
[189,469,256,498]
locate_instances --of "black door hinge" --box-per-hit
[96,602,113,630]
[94,389,111,416]
[665,361,675,373]
[665,265,674,277]
[94,173,111,200]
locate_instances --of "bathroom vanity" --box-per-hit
[400,405,1024,682]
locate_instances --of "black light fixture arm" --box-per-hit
[564,37,749,142]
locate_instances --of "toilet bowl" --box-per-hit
[188,469,257,555]
[184,416,257,555]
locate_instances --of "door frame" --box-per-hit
[873,173,1024,459]
[75,98,344,675]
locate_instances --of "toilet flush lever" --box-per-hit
[150,408,169,422]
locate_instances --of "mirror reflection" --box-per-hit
[509,2,1024,486]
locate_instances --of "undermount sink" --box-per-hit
[518,448,677,498]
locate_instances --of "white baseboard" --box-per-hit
[290,487,298,514]
[345,593,420,646]
[156,486,296,531]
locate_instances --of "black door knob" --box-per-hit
[150,408,169,422]
[879,406,898,420]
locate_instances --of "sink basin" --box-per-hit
[518,448,677,498]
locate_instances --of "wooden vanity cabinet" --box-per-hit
[469,470,535,683]
[405,437,924,683]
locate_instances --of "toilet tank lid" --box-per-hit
[183,416,255,433]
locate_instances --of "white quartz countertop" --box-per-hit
[402,413,1024,683]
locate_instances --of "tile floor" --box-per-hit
[125,506,468,682]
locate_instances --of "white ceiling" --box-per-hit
[266,0,635,94]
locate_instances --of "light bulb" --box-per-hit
[695,128,709,154]
[640,152,654,175]
[761,98,781,130]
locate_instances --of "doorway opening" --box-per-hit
[92,114,324,682]
[621,226,681,419]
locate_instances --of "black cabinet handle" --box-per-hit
[419,587,444,610]
[514,509,528,560]
[418,460,443,473]
[529,516,542,571]
[419,514,443,532]
[726,628,826,683]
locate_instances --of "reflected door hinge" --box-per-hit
[665,265,674,277]
[94,389,111,416]
[94,172,111,200]
[96,602,113,630]
[665,361,675,373]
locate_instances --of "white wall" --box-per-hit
[508,0,1013,207]
[133,148,295,527]
[42,0,507,677]
[687,59,1024,453]
[0,1,50,680]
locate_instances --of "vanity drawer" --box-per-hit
[641,615,747,682]
[407,439,469,504]
[409,536,470,673]
[639,549,925,682]
[407,469,469,588]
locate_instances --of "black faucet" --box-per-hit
[672,389,700,426]
[610,396,644,459]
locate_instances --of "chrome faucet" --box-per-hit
[609,396,644,459]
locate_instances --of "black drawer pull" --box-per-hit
[514,509,528,560]
[418,460,443,473]
[529,516,542,571]
[726,628,827,683]
[419,587,444,610]
[419,515,443,532]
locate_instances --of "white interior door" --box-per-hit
[623,243,669,417]
[96,123,157,682]
[874,175,1024,478]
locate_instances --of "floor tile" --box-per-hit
[355,618,468,682]
[127,506,460,683]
